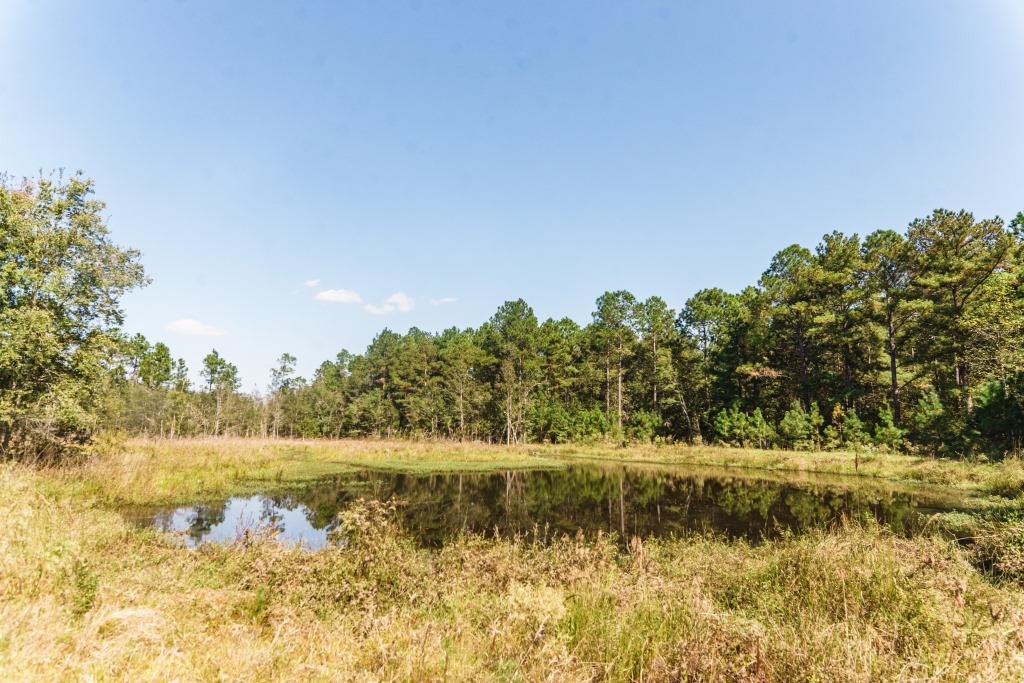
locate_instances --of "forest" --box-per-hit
[5,174,1024,459]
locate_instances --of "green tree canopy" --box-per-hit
[0,174,147,457]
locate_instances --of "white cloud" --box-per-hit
[430,297,458,306]
[387,291,415,312]
[166,318,226,337]
[315,288,363,304]
[364,291,415,315]
[304,279,321,288]
[315,288,415,315]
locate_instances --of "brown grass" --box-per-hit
[3,460,1024,682]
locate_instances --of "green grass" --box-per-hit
[2,461,1023,681]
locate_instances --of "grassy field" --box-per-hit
[5,438,1024,681]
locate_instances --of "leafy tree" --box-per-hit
[592,290,637,432]
[679,287,744,435]
[761,245,817,410]
[202,349,240,436]
[806,232,874,409]
[0,174,147,458]
[631,296,676,409]
[437,329,486,440]
[909,210,1017,413]
[481,300,540,444]
[714,404,749,447]
[139,342,173,389]
[391,329,442,435]
[268,352,299,437]
[747,408,776,449]
[862,229,921,424]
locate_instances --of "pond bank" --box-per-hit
[543,442,1024,500]
[71,439,1024,519]
[3,462,1023,681]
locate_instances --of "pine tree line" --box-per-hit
[104,209,1024,458]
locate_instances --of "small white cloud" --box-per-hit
[364,291,415,315]
[315,288,363,304]
[387,291,415,312]
[166,318,226,337]
[304,279,321,288]
[430,297,458,306]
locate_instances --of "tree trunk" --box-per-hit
[605,353,611,417]
[616,340,623,431]
[796,329,811,409]
[652,336,658,406]
[458,385,465,441]
[887,314,901,424]
[0,424,10,459]
[214,393,222,436]
[680,392,698,444]
[505,387,513,445]
[960,361,973,412]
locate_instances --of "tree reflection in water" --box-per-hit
[133,464,957,550]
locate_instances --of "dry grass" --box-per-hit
[70,437,563,505]
[3,461,1024,681]
[66,437,1024,509]
[547,442,1024,498]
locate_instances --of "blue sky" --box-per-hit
[2,1,1023,389]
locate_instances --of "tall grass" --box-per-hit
[550,442,1024,496]
[2,463,1023,681]
[68,437,1024,508]
[72,437,563,505]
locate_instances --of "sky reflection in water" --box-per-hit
[128,464,962,551]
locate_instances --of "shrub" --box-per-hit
[629,410,660,443]
[873,405,905,451]
[778,401,823,450]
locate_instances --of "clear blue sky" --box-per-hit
[2,1,1022,389]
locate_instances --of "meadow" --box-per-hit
[3,438,1024,681]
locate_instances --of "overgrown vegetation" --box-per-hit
[3,461,1024,682]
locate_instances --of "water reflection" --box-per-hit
[127,463,962,550]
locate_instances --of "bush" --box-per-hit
[873,405,905,451]
[629,410,661,443]
[714,405,776,449]
[911,390,949,455]
[714,404,748,447]
[970,378,1024,459]
[824,404,870,451]
[778,401,823,450]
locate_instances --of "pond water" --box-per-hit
[125,462,966,550]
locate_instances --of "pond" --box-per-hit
[124,462,966,550]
